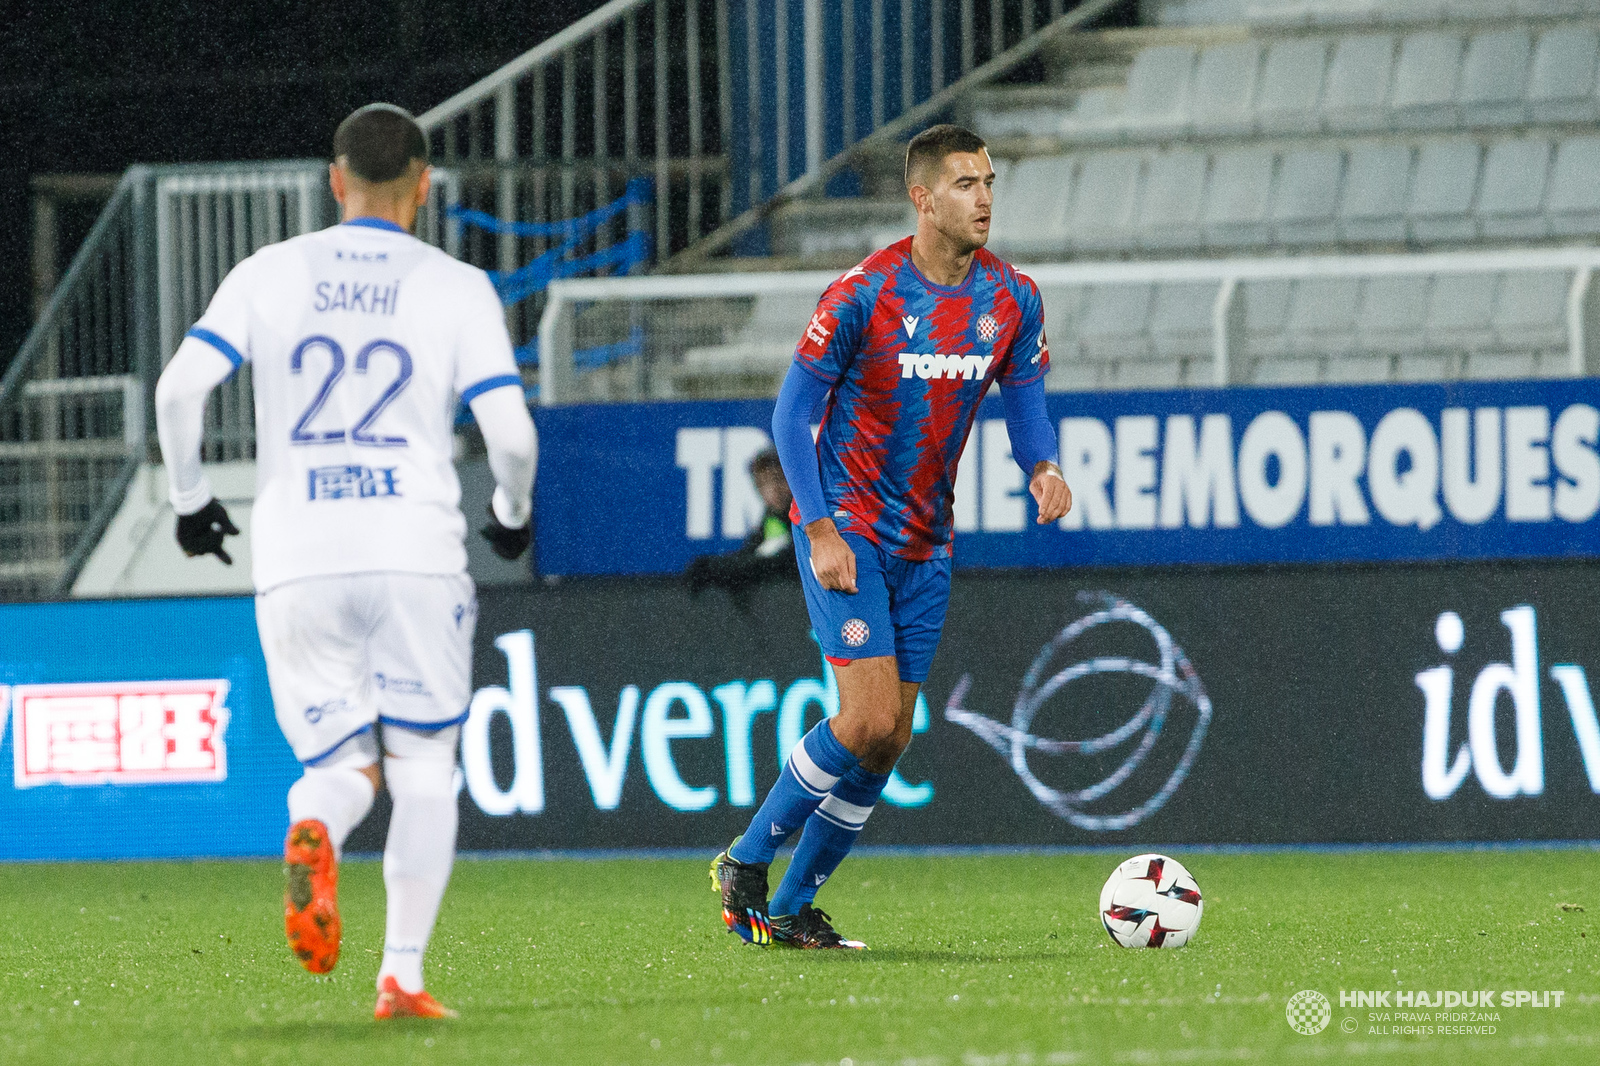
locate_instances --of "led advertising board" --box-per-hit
[9,560,1600,860]
[531,378,1600,576]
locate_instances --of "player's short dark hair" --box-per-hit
[749,448,784,479]
[904,124,988,188]
[333,104,429,184]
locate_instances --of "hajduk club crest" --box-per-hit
[976,314,998,342]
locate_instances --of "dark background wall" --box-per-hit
[0,0,610,373]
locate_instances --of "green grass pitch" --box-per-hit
[2,850,1596,1065]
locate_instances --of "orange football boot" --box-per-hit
[283,819,341,974]
[373,975,458,1019]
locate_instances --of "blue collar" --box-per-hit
[342,217,406,234]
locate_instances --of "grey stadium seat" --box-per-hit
[1113,359,1185,390]
[1123,45,1199,137]
[1324,354,1393,384]
[1138,148,1211,250]
[1191,41,1262,135]
[1338,143,1412,242]
[989,155,1074,258]
[1323,35,1397,131]
[1148,282,1218,359]
[1283,278,1361,354]
[1356,276,1430,351]
[1256,38,1331,135]
[1037,285,1087,364]
[1424,274,1499,348]
[1391,32,1466,129]
[1066,152,1145,252]
[1397,354,1453,381]
[1463,352,1538,380]
[1202,147,1276,246]
[1407,140,1481,242]
[1545,135,1600,235]
[1476,139,1552,238]
[1078,284,1156,361]
[1492,270,1569,350]
[1272,148,1344,245]
[1239,279,1293,355]
[1457,29,1533,126]
[1527,26,1600,123]
[1250,357,1324,385]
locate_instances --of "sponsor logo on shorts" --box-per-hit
[10,680,230,787]
[841,619,870,647]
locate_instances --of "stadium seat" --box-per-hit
[1464,351,1538,379]
[1078,283,1156,360]
[1250,357,1324,385]
[1338,143,1413,242]
[1255,38,1331,135]
[1122,45,1199,136]
[1424,273,1499,348]
[1526,25,1600,123]
[1391,32,1466,130]
[1283,278,1362,354]
[1545,135,1600,234]
[1407,139,1481,242]
[990,156,1075,257]
[1139,148,1210,249]
[1324,353,1394,383]
[1191,42,1262,135]
[1202,147,1276,246]
[1476,138,1551,237]
[1457,28,1533,126]
[1067,151,1145,251]
[1114,357,1185,389]
[1322,35,1397,132]
[1148,281,1218,359]
[1272,148,1344,245]
[1357,276,1431,352]
[1491,269,1569,349]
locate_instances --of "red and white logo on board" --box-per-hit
[799,310,837,358]
[10,680,230,788]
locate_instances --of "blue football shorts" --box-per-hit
[793,526,952,683]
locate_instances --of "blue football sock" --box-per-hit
[769,764,890,916]
[729,720,858,865]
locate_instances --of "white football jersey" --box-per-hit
[187,219,520,592]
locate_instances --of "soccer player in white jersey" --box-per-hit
[153,104,537,1020]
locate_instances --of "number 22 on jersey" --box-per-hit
[289,335,413,447]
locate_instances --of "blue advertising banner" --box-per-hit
[0,598,298,860]
[532,378,1600,576]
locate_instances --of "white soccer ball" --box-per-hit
[1099,853,1203,948]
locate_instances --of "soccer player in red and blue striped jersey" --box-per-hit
[713,125,1072,949]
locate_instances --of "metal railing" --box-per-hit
[418,0,1119,303]
[535,246,1600,404]
[0,162,459,600]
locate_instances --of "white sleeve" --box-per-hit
[154,337,237,515]
[470,387,537,529]
[453,270,520,398]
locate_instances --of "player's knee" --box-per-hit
[383,724,458,800]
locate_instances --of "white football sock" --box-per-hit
[377,734,458,994]
[286,766,376,857]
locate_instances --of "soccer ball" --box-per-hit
[1099,853,1203,948]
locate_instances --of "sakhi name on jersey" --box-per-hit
[791,236,1049,560]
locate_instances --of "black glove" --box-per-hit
[176,498,239,565]
[480,503,531,561]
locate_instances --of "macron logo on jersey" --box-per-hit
[902,315,919,339]
[897,352,996,382]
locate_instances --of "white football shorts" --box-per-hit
[255,572,477,764]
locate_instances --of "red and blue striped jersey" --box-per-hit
[789,237,1049,560]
